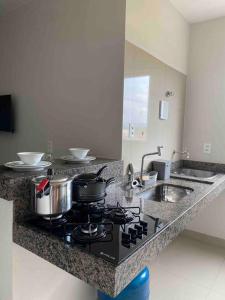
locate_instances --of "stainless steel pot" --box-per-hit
[31,173,73,218]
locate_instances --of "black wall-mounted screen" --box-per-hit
[0,95,14,132]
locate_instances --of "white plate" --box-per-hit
[4,161,52,171]
[60,155,96,163]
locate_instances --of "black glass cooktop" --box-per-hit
[26,203,168,266]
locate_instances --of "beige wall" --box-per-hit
[122,42,186,171]
[0,0,125,162]
[126,0,190,75]
[188,191,225,240]
[13,244,96,300]
[185,17,225,238]
[184,17,225,163]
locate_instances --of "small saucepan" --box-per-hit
[75,165,108,182]
[73,166,115,202]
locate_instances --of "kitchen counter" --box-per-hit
[0,158,123,222]
[13,170,225,297]
[0,158,123,189]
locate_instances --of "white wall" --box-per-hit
[126,0,190,75]
[0,0,126,162]
[185,17,225,238]
[184,17,225,163]
[122,42,186,171]
[0,199,13,300]
[188,191,225,240]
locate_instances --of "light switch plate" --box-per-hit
[128,123,135,138]
[203,143,211,154]
[159,100,169,120]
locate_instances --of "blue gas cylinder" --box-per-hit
[97,267,150,300]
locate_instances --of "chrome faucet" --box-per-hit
[172,149,190,159]
[125,163,139,189]
[140,146,163,186]
[126,163,134,183]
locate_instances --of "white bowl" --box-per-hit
[69,148,90,159]
[17,152,44,165]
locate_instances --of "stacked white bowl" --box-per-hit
[17,152,44,165]
[69,148,90,159]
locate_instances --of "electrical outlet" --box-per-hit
[203,143,211,154]
[128,123,135,138]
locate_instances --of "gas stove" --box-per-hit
[26,201,168,265]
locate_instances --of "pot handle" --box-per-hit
[106,177,115,188]
[36,178,49,193]
[96,165,108,178]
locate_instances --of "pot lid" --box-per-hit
[75,173,97,181]
[46,168,69,183]
[75,166,108,182]
[50,174,69,183]
[32,169,70,184]
[32,174,69,183]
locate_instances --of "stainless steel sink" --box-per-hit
[139,184,193,203]
[172,168,217,180]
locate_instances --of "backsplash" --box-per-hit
[122,41,187,172]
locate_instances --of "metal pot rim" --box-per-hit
[32,175,73,185]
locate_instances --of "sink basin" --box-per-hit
[139,184,193,203]
[172,168,217,180]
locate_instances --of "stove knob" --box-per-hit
[128,228,137,244]
[140,220,148,229]
[134,224,143,238]
[122,232,131,248]
[140,220,148,235]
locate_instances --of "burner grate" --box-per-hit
[28,216,68,230]
[104,203,140,225]
[72,224,107,243]
[67,221,114,243]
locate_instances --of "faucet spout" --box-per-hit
[172,149,190,159]
[157,146,164,156]
[140,146,163,186]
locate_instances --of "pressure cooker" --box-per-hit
[31,169,73,218]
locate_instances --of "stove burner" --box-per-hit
[104,204,140,224]
[42,214,63,221]
[72,224,106,243]
[109,209,133,224]
[34,216,67,229]
[69,202,105,223]
[80,224,98,235]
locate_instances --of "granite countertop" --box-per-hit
[0,158,121,184]
[0,158,123,206]
[13,172,225,297]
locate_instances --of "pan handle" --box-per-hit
[106,177,115,188]
[96,165,108,178]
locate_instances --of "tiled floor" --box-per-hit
[150,234,225,300]
[14,234,225,300]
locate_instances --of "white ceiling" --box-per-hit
[1,0,225,24]
[0,0,31,16]
[170,0,225,23]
